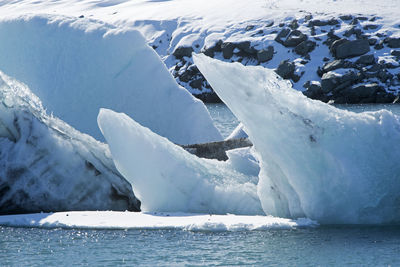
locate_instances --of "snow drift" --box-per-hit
[98,108,263,215]
[194,53,400,224]
[0,71,140,214]
[0,15,221,144]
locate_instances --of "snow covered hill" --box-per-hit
[0,0,399,103]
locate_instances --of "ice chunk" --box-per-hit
[194,53,400,224]
[0,15,221,144]
[0,211,317,231]
[0,71,140,214]
[98,108,263,215]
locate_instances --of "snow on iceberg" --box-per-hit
[98,108,263,215]
[0,211,317,231]
[0,71,140,214]
[0,15,221,144]
[194,53,400,224]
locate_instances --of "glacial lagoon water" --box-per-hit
[2,103,400,266]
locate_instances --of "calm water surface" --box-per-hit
[2,103,400,266]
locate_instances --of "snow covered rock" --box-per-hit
[0,71,140,214]
[0,15,221,144]
[98,108,263,215]
[194,53,400,224]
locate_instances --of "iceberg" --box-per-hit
[0,71,140,214]
[0,15,221,144]
[194,53,400,224]
[98,108,263,215]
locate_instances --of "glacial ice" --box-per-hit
[0,71,140,214]
[194,53,400,224]
[0,211,317,231]
[0,15,221,144]
[98,108,263,215]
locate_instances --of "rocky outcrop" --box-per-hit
[166,14,400,104]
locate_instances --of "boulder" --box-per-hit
[236,41,257,56]
[294,40,316,56]
[283,30,308,47]
[387,38,400,48]
[274,28,291,45]
[355,54,375,65]
[173,46,194,59]
[275,60,296,80]
[221,42,235,59]
[257,46,274,62]
[321,72,342,92]
[334,39,370,59]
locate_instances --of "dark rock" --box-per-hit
[323,57,330,62]
[391,50,400,58]
[304,14,313,21]
[310,26,316,36]
[303,81,323,99]
[294,40,316,56]
[376,92,396,103]
[323,59,345,72]
[279,23,285,27]
[350,18,359,25]
[378,70,393,83]
[363,24,379,30]
[334,39,370,59]
[321,72,341,93]
[308,19,329,27]
[173,46,194,59]
[275,60,296,80]
[236,41,257,56]
[368,38,377,45]
[193,92,221,103]
[329,38,348,55]
[374,41,384,50]
[266,21,274,27]
[339,15,353,21]
[221,42,235,59]
[275,28,291,44]
[245,25,255,31]
[289,19,299,30]
[283,30,308,47]
[387,38,400,48]
[257,46,274,62]
[189,78,203,89]
[357,16,368,21]
[355,54,375,65]
[351,83,380,98]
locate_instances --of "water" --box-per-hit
[2,103,400,266]
[1,226,400,266]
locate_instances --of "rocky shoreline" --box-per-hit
[165,14,400,104]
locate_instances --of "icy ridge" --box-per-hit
[194,53,400,224]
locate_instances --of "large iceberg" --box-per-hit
[0,15,221,144]
[0,71,140,214]
[98,108,263,215]
[194,53,400,224]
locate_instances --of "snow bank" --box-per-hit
[98,108,263,215]
[0,15,221,144]
[0,71,140,214]
[0,211,317,231]
[194,53,400,224]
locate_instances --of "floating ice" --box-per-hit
[0,71,140,214]
[0,211,318,231]
[98,108,263,215]
[0,15,221,144]
[194,53,400,224]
